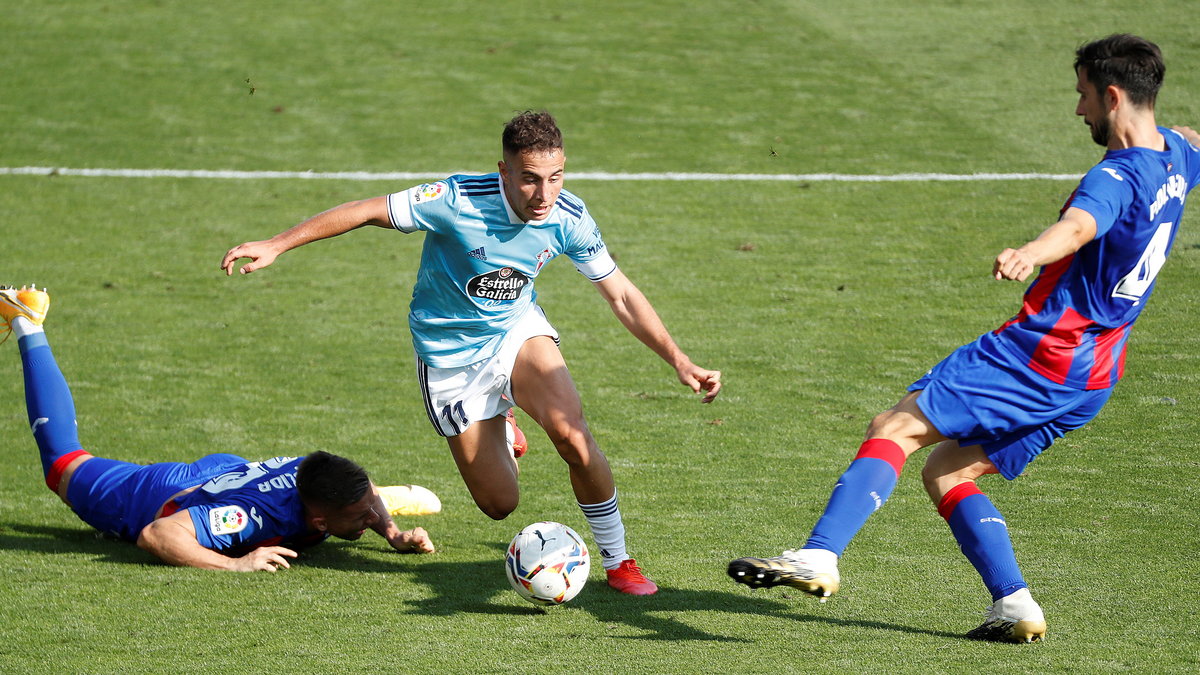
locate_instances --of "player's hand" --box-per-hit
[388,526,435,554]
[232,546,299,572]
[221,240,281,276]
[678,363,722,403]
[993,248,1036,282]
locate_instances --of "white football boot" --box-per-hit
[966,587,1047,643]
[728,548,840,601]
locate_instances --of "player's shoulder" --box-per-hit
[437,173,502,212]
[447,173,501,196]
[1082,149,1153,191]
[1162,126,1200,154]
[554,188,589,222]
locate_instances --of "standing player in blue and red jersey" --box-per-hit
[222,111,722,595]
[729,34,1200,642]
[1,286,435,571]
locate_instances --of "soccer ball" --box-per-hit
[504,521,590,605]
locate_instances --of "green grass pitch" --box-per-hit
[2,2,1199,672]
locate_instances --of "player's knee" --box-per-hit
[865,409,903,439]
[920,448,981,503]
[544,423,594,464]
[919,460,946,501]
[475,494,518,521]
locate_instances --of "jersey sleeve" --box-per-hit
[1068,163,1137,239]
[186,501,268,553]
[386,180,460,234]
[561,199,618,281]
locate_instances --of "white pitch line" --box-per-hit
[0,166,1083,182]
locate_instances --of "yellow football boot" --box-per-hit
[378,484,442,517]
[0,285,50,343]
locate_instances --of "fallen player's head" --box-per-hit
[297,451,379,540]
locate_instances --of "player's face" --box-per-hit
[1075,68,1110,147]
[317,492,382,540]
[499,149,565,222]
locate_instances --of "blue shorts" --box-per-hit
[908,336,1112,479]
[67,453,248,541]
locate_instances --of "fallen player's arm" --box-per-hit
[137,511,298,572]
[368,483,435,553]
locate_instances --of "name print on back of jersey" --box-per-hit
[1149,174,1187,221]
[201,457,298,495]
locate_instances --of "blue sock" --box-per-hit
[804,439,906,555]
[939,482,1027,601]
[18,333,84,477]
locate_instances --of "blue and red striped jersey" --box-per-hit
[987,127,1200,389]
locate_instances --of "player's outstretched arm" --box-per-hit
[367,484,435,553]
[137,511,298,572]
[220,196,393,275]
[993,207,1098,281]
[592,270,722,403]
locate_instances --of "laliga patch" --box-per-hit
[209,505,249,536]
[412,182,447,204]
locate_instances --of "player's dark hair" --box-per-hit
[296,451,371,508]
[1074,34,1164,107]
[502,110,563,156]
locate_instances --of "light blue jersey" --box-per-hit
[387,174,617,367]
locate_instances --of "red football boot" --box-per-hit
[606,558,658,595]
[506,408,527,459]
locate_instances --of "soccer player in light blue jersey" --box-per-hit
[222,111,722,595]
[1,286,435,571]
[729,35,1200,641]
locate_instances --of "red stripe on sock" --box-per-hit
[45,449,90,493]
[937,481,983,520]
[854,438,907,476]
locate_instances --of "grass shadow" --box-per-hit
[2,522,968,642]
[0,521,148,565]
[304,544,966,642]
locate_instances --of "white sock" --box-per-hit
[578,491,627,570]
[11,316,42,338]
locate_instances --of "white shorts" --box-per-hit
[416,307,559,437]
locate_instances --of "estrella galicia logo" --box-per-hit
[467,267,530,302]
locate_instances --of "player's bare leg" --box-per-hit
[924,441,1046,642]
[921,439,999,502]
[447,414,519,520]
[511,335,656,594]
[511,336,612,503]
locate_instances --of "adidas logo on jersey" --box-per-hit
[468,246,487,261]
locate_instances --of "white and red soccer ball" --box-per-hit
[505,521,590,605]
